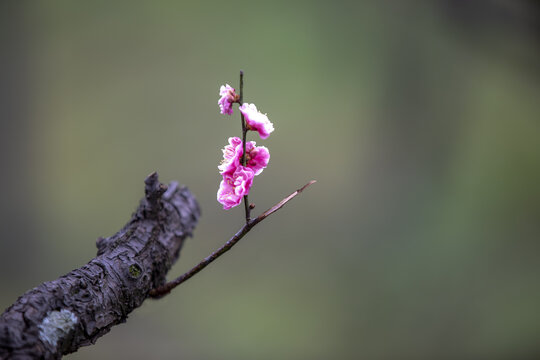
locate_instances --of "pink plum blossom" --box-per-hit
[218,84,238,115]
[239,103,274,139]
[245,142,270,176]
[217,166,255,210]
[218,137,243,175]
[218,137,270,176]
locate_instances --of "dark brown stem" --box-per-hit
[148,180,316,298]
[239,70,251,223]
[239,70,246,165]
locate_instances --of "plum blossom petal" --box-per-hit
[218,137,243,175]
[239,103,274,139]
[217,166,255,210]
[245,142,270,176]
[218,84,238,115]
[217,178,236,210]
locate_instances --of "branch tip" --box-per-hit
[145,171,159,185]
[143,172,168,216]
[299,180,317,193]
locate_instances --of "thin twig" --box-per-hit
[238,70,251,223]
[148,180,316,299]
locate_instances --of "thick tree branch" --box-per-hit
[0,172,200,359]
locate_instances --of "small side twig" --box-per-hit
[148,180,316,299]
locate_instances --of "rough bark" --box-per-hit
[0,172,200,359]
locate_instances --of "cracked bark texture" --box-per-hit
[0,173,200,359]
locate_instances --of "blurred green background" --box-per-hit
[1,1,539,359]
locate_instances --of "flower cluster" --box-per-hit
[217,83,274,209]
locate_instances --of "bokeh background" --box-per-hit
[1,1,539,359]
